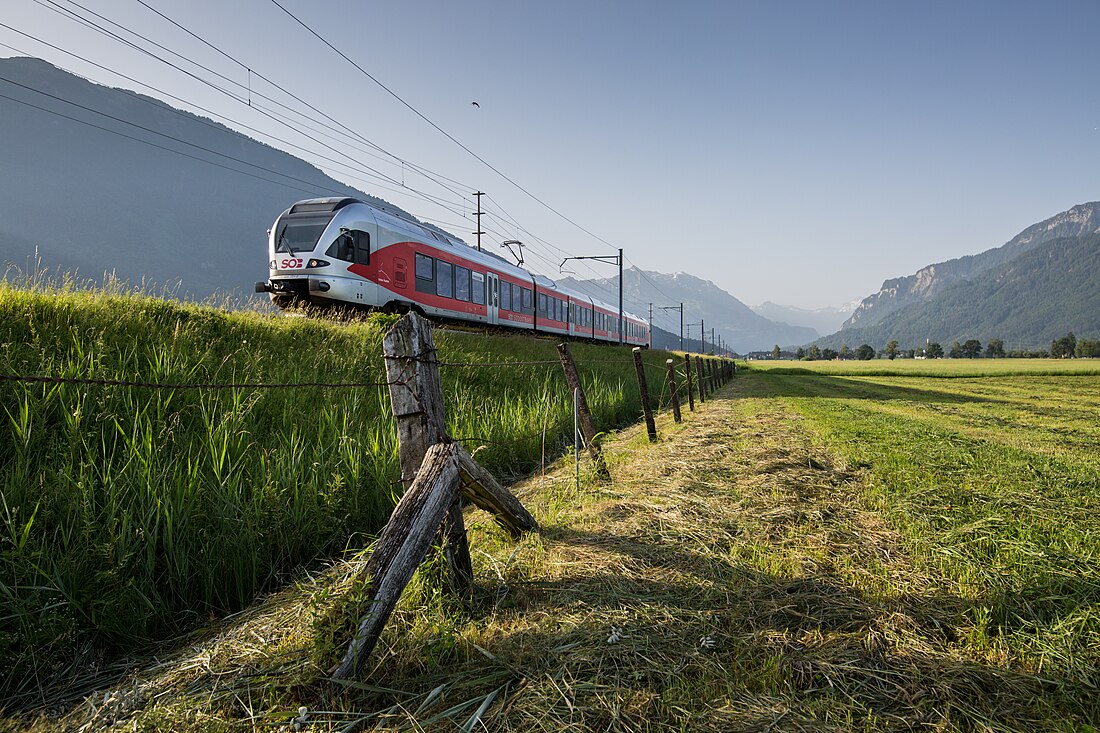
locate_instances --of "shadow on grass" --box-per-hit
[484,524,1100,729]
[741,370,1003,405]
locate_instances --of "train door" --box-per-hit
[485,272,500,325]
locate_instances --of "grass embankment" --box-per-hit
[0,282,676,708]
[33,361,1099,731]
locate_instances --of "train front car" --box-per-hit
[256,197,377,309]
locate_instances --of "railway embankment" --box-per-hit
[0,281,679,710]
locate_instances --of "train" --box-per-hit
[255,197,650,347]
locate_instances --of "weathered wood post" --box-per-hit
[632,347,657,442]
[332,443,462,679]
[696,355,707,403]
[332,313,538,678]
[383,312,473,598]
[665,359,682,423]
[709,359,718,393]
[683,354,695,412]
[556,343,610,480]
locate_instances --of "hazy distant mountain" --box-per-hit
[817,228,1100,350]
[0,57,446,299]
[750,300,859,338]
[842,202,1100,331]
[557,268,817,353]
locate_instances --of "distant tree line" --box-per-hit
[766,332,1099,361]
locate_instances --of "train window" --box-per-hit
[436,261,453,298]
[471,272,485,305]
[354,231,370,265]
[415,254,434,294]
[276,217,328,254]
[538,293,547,315]
[557,299,564,322]
[415,253,433,280]
[325,232,354,261]
[522,287,532,311]
[455,266,471,301]
[500,281,511,311]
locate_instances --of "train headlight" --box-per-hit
[269,259,276,269]
[307,258,330,268]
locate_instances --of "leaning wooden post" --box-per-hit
[696,355,707,403]
[383,312,473,599]
[332,443,462,678]
[665,359,682,423]
[632,347,657,442]
[709,360,718,393]
[683,354,695,412]
[556,343,610,480]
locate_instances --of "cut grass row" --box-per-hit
[743,366,1100,693]
[0,282,682,704]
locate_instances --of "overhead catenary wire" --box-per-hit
[266,0,622,257]
[25,0,477,220]
[7,2,682,317]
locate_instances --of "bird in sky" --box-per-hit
[471,101,480,108]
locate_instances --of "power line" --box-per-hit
[29,0,475,219]
[0,89,324,195]
[10,1,669,310]
[266,0,622,255]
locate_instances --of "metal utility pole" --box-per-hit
[687,320,704,353]
[473,191,485,252]
[561,249,624,344]
[648,303,653,348]
[711,328,715,355]
[658,303,684,351]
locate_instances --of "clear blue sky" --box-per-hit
[3,0,1098,319]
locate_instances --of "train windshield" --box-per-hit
[275,216,330,254]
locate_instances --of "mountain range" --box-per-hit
[557,269,818,353]
[0,56,820,351]
[4,57,1096,353]
[0,56,430,299]
[823,202,1100,349]
[750,300,859,338]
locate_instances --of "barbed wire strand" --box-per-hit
[0,373,403,390]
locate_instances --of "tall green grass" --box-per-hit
[0,282,672,697]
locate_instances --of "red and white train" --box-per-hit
[255,197,650,347]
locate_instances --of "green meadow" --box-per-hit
[742,361,1100,698]
[0,282,680,702]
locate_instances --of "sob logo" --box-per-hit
[279,258,304,270]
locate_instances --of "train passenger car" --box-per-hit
[257,197,649,346]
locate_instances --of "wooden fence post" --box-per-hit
[383,312,472,599]
[696,356,706,403]
[556,343,610,480]
[332,313,539,678]
[665,359,682,423]
[683,354,695,412]
[632,347,657,442]
[709,360,718,393]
